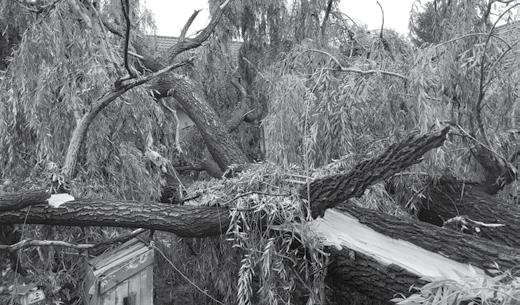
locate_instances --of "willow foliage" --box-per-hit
[0,1,166,200]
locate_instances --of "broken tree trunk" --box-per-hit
[303,127,450,218]
[2,128,518,303]
[417,177,520,248]
[314,205,520,302]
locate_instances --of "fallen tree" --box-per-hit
[417,177,520,248]
[2,128,520,303]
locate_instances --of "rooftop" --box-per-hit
[148,35,242,59]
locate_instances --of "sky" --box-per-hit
[144,0,417,37]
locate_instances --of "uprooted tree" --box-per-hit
[0,0,519,304]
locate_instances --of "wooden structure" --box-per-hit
[86,238,154,305]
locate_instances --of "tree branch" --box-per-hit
[166,0,232,63]
[376,1,384,39]
[0,199,230,237]
[476,3,520,146]
[303,127,449,217]
[120,0,136,78]
[61,58,194,179]
[327,67,408,81]
[0,228,145,252]
[0,189,50,212]
[179,10,201,41]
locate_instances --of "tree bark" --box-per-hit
[303,127,449,217]
[4,128,518,303]
[314,205,520,303]
[0,189,49,212]
[326,248,427,303]
[471,145,518,195]
[417,177,520,248]
[0,199,229,238]
[151,73,249,170]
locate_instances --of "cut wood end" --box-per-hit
[47,194,75,207]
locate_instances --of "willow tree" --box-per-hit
[1,1,520,305]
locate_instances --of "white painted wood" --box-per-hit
[310,208,487,282]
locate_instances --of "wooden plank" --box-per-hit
[115,281,128,305]
[140,265,154,305]
[128,274,141,305]
[90,238,142,267]
[94,246,148,278]
[92,242,145,270]
[100,288,115,305]
[99,249,154,294]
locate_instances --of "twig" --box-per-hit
[179,193,202,204]
[433,33,511,49]
[120,0,136,78]
[326,67,408,81]
[166,0,232,63]
[476,3,520,147]
[483,40,520,89]
[376,1,384,39]
[0,229,145,252]
[454,123,506,162]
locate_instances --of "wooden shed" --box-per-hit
[86,238,154,305]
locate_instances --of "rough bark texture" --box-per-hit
[303,127,449,217]
[3,128,517,303]
[418,177,520,248]
[326,248,427,303]
[471,146,518,195]
[152,73,249,170]
[0,200,229,238]
[0,189,49,212]
[333,204,520,271]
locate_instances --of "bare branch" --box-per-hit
[0,229,145,252]
[433,32,511,49]
[327,67,408,81]
[120,0,136,78]
[376,1,384,39]
[476,2,520,146]
[166,0,232,63]
[179,10,202,41]
[301,48,343,68]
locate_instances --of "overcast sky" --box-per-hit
[144,0,417,37]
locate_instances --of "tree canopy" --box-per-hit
[0,0,519,304]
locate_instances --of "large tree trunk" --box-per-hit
[2,128,518,303]
[314,205,520,302]
[2,196,520,302]
[0,199,229,238]
[151,73,249,171]
[417,177,520,248]
[304,128,449,217]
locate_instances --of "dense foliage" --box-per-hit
[0,0,519,304]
